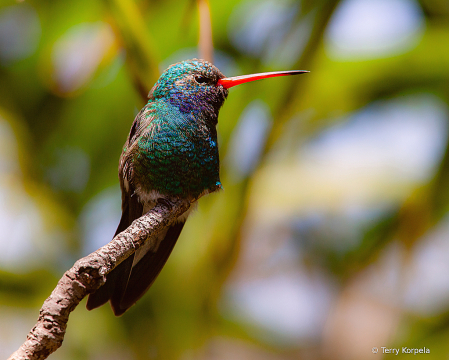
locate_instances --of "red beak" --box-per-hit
[217,70,309,89]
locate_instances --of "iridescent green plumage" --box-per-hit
[121,59,228,199]
[131,100,220,197]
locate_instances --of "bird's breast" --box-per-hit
[132,104,221,199]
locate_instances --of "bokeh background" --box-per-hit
[1,0,449,359]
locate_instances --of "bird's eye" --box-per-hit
[195,76,208,84]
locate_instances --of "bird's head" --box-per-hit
[148,59,228,123]
[148,58,308,124]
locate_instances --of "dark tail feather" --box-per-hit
[86,192,142,311]
[112,221,186,316]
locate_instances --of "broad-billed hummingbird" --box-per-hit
[86,59,308,316]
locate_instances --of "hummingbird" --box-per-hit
[86,59,308,316]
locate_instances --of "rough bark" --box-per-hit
[8,197,191,360]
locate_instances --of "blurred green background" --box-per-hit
[1,0,449,359]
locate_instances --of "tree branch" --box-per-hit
[8,197,191,360]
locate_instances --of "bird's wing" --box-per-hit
[86,106,187,316]
[86,108,148,312]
